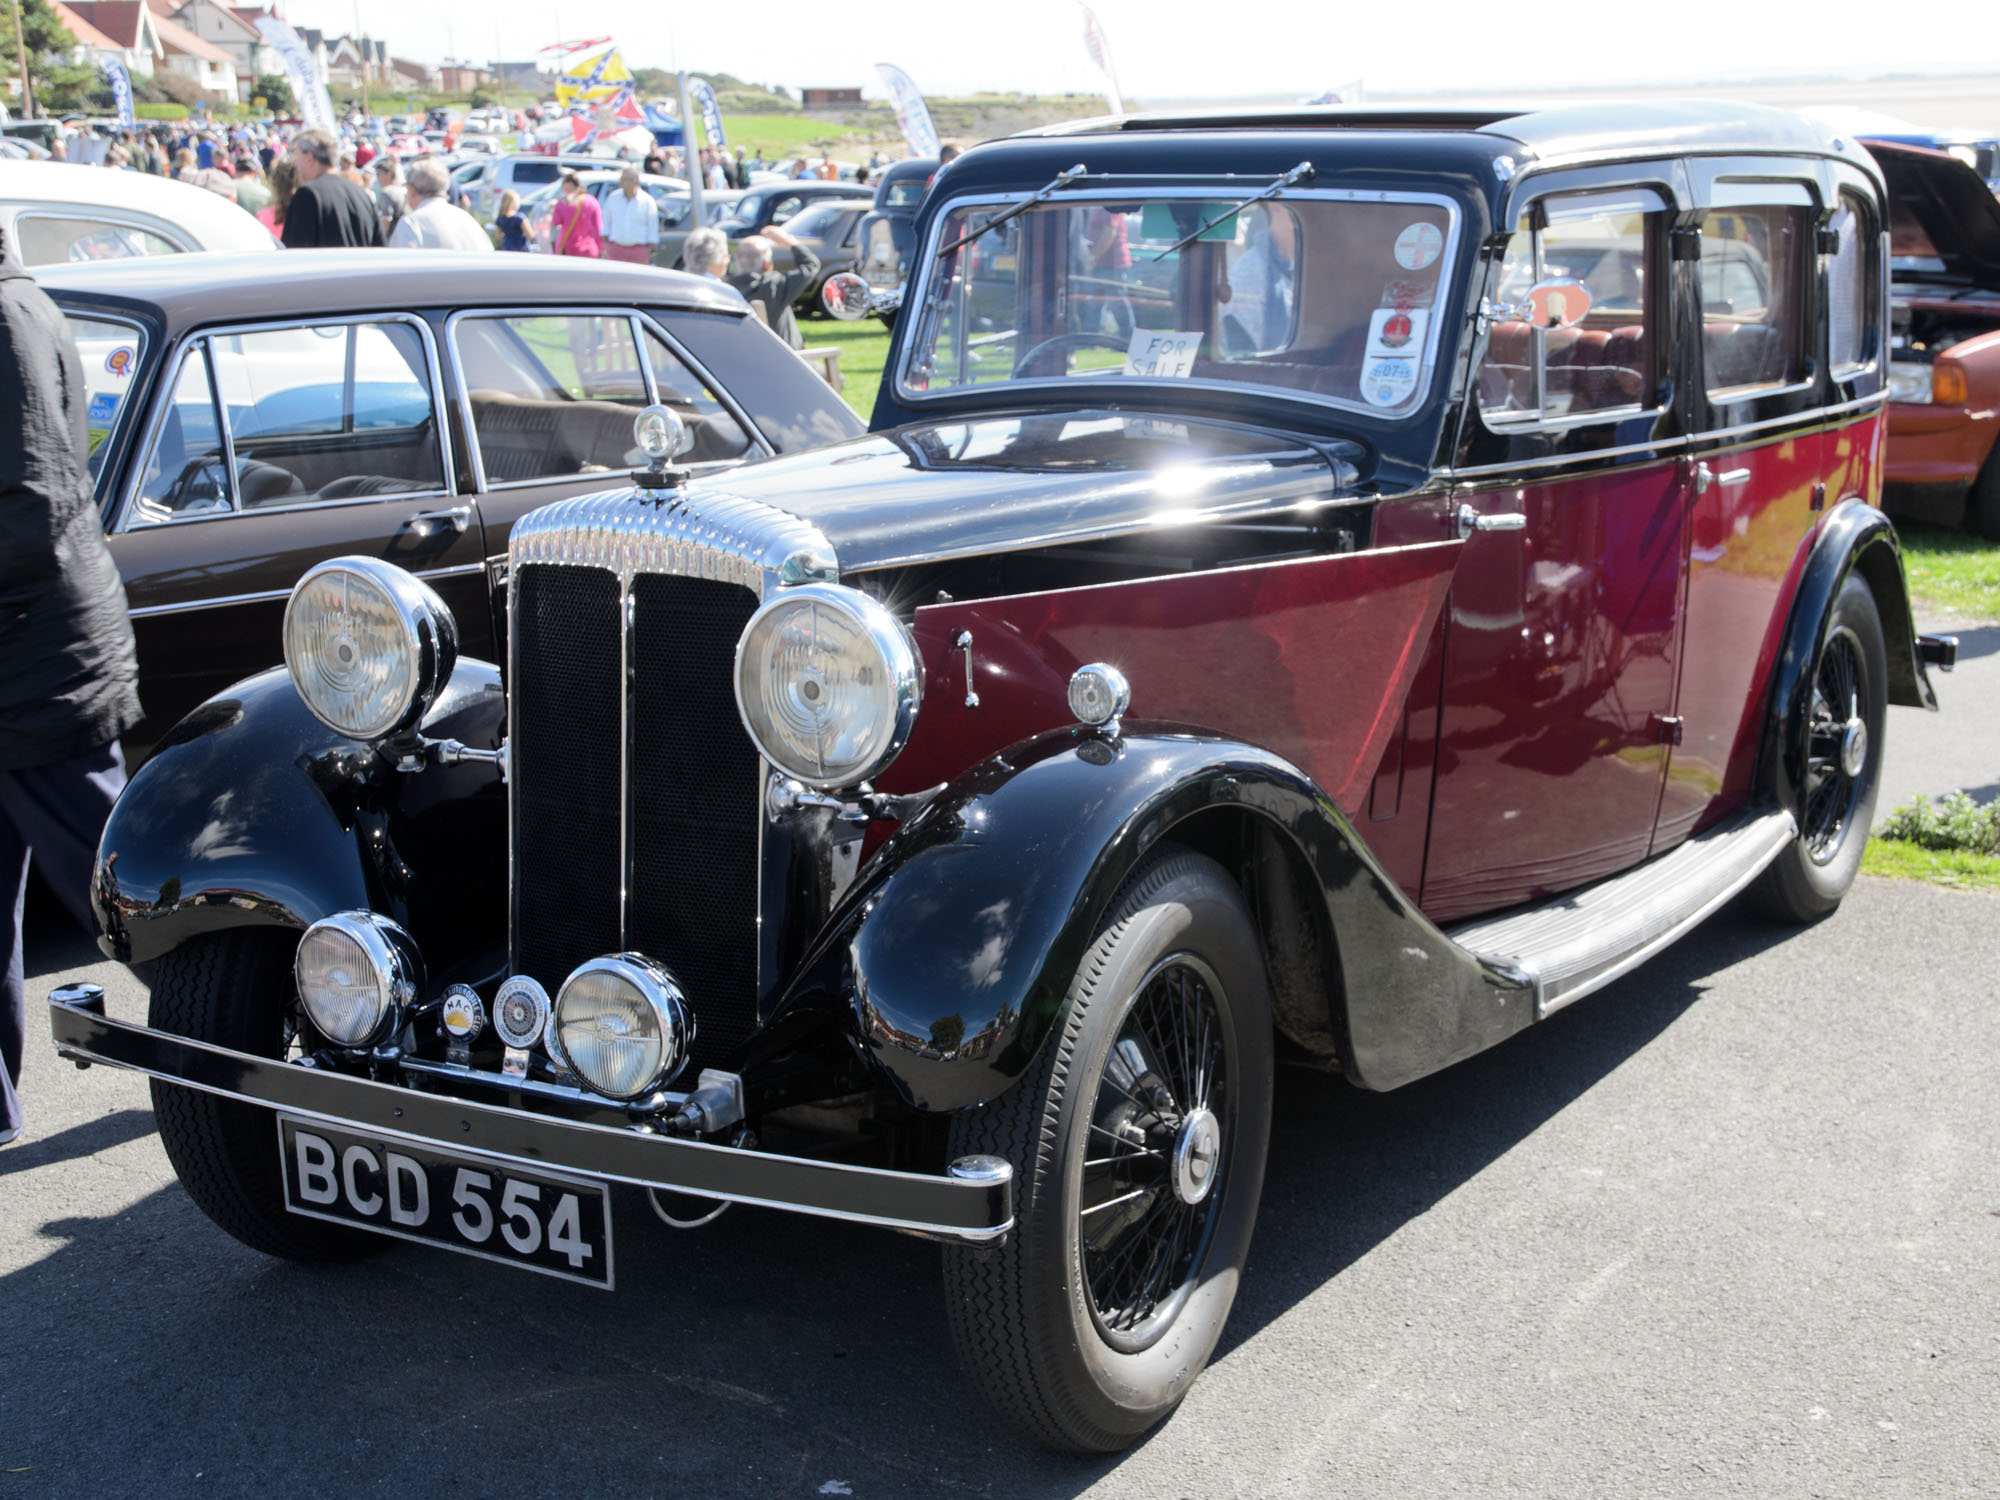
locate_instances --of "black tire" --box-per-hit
[149,931,379,1262]
[1748,575,1889,923]
[1967,447,2000,542]
[942,846,1274,1452]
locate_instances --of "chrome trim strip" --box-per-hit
[124,563,488,619]
[114,312,459,534]
[47,1002,1013,1243]
[892,184,1465,423]
[440,306,773,498]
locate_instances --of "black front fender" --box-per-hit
[773,727,1532,1113]
[1762,502,1936,814]
[94,662,507,975]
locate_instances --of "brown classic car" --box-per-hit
[41,249,864,758]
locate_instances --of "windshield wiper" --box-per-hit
[1150,161,1316,261]
[935,163,1090,258]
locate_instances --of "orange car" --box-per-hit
[1870,138,2000,537]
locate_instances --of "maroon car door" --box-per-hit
[1417,182,1693,922]
[106,317,490,758]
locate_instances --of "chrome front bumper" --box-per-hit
[48,990,1013,1244]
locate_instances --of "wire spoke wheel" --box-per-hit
[1078,955,1229,1351]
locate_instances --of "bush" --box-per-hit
[1877,793,2000,854]
[254,73,294,114]
[151,69,206,108]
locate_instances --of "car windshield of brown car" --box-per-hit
[902,192,1457,416]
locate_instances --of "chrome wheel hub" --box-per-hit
[1171,1107,1221,1206]
[1839,716,1868,779]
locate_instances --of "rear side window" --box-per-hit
[17,214,183,266]
[510,161,559,187]
[1825,192,1876,375]
[1701,198,1810,396]
[884,179,927,209]
[1478,190,1665,424]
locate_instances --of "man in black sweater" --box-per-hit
[281,128,386,249]
[0,227,143,1145]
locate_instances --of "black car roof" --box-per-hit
[1015,99,1880,183]
[37,249,746,332]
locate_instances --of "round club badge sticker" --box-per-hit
[1393,222,1443,271]
[1361,357,1419,409]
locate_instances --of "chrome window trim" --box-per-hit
[891,185,1465,422]
[442,306,772,496]
[59,307,150,506]
[114,312,457,534]
[1445,391,1887,481]
[14,205,198,257]
[124,562,488,619]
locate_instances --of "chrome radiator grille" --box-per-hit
[508,489,836,1072]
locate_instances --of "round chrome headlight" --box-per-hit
[294,911,422,1048]
[733,583,920,790]
[552,954,695,1101]
[283,556,458,741]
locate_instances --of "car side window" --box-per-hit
[769,195,804,225]
[455,313,653,484]
[1478,190,1666,425]
[642,329,755,463]
[17,214,183,266]
[1701,198,1810,396]
[136,345,230,517]
[207,321,445,506]
[1825,192,1875,375]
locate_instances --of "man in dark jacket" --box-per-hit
[281,128,386,250]
[0,227,143,1145]
[726,226,820,349]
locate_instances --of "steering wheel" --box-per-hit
[160,456,233,514]
[1012,330,1131,378]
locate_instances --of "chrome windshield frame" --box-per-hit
[892,184,1466,423]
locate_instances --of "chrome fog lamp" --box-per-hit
[294,911,422,1047]
[552,955,695,1100]
[1068,662,1131,733]
[283,556,457,741]
[633,403,690,462]
[734,583,921,790]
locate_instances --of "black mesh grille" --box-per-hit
[628,574,763,1067]
[511,566,622,988]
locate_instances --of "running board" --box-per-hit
[1444,810,1798,1019]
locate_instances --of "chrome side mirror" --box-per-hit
[821,271,902,321]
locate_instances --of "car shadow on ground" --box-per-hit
[3,904,1798,1498]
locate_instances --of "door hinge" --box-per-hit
[1655,715,1685,746]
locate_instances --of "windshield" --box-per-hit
[62,313,146,484]
[900,192,1457,415]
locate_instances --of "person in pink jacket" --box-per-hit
[550,174,603,258]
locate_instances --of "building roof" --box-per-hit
[61,2,155,51]
[151,9,231,64]
[50,0,120,50]
[165,0,263,43]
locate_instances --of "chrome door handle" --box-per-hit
[1456,503,1527,539]
[404,505,471,537]
[1694,462,1713,494]
[1715,467,1752,486]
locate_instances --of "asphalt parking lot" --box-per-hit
[3,629,1995,1499]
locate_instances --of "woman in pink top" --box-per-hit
[550,174,603,258]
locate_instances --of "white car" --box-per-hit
[0,161,274,266]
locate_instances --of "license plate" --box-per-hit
[278,1117,614,1289]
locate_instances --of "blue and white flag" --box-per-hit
[686,76,726,149]
[874,62,939,160]
[253,15,335,133]
[97,58,135,128]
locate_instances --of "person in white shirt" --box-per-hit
[601,168,661,265]
[388,159,495,252]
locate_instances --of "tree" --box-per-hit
[253,72,293,114]
[1,0,76,115]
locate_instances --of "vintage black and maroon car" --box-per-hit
[38,250,863,759]
[52,103,1955,1452]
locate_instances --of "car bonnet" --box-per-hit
[1867,138,2000,291]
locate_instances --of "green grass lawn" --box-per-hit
[1862,840,2000,889]
[1897,522,2000,619]
[801,317,894,421]
[721,113,863,160]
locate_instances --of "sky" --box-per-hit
[284,0,2000,104]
